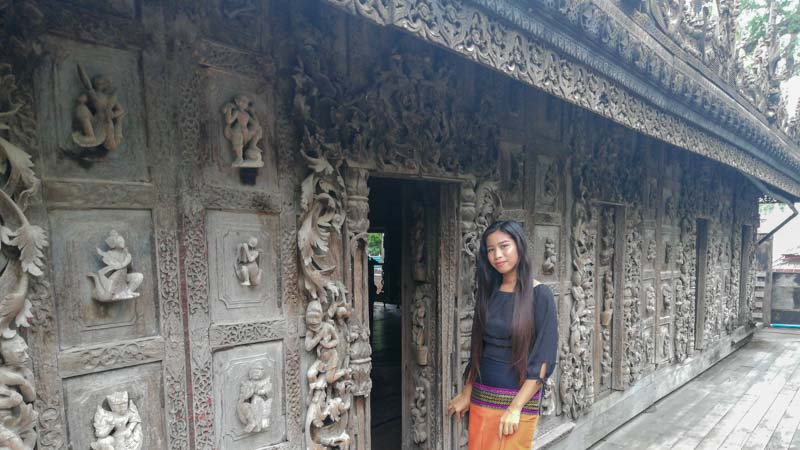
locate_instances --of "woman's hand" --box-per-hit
[498,408,521,439]
[447,390,471,419]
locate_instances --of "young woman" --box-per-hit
[447,220,558,449]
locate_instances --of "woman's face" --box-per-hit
[485,230,519,275]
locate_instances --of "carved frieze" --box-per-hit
[324,0,800,197]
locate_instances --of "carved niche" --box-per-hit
[214,342,285,449]
[38,37,148,181]
[49,210,157,349]
[206,211,279,324]
[63,363,165,449]
[90,391,143,450]
[202,67,277,190]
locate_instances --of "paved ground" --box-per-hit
[590,328,800,450]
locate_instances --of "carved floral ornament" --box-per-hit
[293,36,501,178]
[0,63,48,450]
[323,0,800,196]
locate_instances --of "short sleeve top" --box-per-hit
[475,284,558,389]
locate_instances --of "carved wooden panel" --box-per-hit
[62,362,166,449]
[534,155,560,213]
[213,341,287,450]
[35,36,149,182]
[49,209,158,349]
[533,224,560,283]
[201,65,278,191]
[206,211,280,324]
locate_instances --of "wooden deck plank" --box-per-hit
[765,388,800,450]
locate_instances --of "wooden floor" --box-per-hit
[370,302,402,450]
[591,328,800,450]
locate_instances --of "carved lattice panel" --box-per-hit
[206,211,280,324]
[49,209,158,349]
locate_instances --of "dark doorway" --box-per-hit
[368,178,403,449]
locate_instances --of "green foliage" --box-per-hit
[739,0,800,77]
[368,232,383,258]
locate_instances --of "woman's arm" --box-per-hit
[447,382,473,419]
[498,376,542,438]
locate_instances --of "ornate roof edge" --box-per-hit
[320,0,800,198]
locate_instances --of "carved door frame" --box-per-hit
[344,167,461,450]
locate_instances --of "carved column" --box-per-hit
[344,166,371,449]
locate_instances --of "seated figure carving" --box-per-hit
[235,237,262,287]
[237,364,273,434]
[90,391,142,450]
[88,230,144,302]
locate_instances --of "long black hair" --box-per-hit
[467,220,534,386]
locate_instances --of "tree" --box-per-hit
[367,233,383,258]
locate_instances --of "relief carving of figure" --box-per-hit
[234,236,262,287]
[72,64,125,151]
[646,240,656,262]
[541,237,557,275]
[645,285,656,316]
[305,301,348,391]
[222,94,264,168]
[412,286,429,366]
[411,385,428,444]
[412,205,426,282]
[0,336,36,450]
[90,391,142,450]
[88,230,143,302]
[237,364,273,434]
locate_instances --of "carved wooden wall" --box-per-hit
[0,0,765,449]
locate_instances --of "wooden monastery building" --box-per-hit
[0,0,799,449]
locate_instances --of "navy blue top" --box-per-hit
[474,284,558,390]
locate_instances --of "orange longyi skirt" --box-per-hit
[468,383,541,450]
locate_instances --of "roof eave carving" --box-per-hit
[321,0,800,198]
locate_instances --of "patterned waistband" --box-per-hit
[470,383,541,416]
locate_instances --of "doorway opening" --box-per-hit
[368,178,403,449]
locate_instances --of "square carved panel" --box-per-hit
[63,362,166,449]
[201,68,278,191]
[533,224,560,282]
[50,210,158,349]
[206,211,280,324]
[214,341,286,449]
[36,36,149,182]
